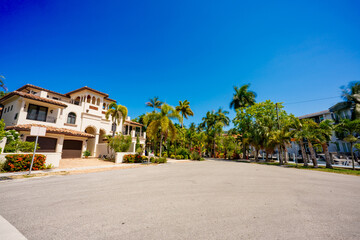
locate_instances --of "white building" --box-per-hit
[0,84,146,161]
[287,109,352,156]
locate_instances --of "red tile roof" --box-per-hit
[0,91,68,107]
[65,86,108,97]
[124,120,144,126]
[16,84,68,97]
[6,124,94,138]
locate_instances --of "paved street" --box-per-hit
[1,160,359,240]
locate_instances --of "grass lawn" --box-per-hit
[251,161,360,176]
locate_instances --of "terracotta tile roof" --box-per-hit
[104,97,116,102]
[16,84,68,97]
[65,86,109,97]
[0,91,68,107]
[6,124,94,138]
[125,120,144,126]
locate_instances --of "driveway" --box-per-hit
[0,160,359,239]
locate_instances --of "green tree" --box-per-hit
[230,84,256,110]
[146,96,163,112]
[335,119,360,170]
[144,104,181,157]
[175,100,194,128]
[314,120,334,169]
[341,81,360,119]
[105,103,128,137]
[0,75,8,97]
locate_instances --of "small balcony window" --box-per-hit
[27,104,48,122]
[67,112,76,124]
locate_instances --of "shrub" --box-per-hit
[151,157,167,164]
[179,155,184,159]
[176,147,190,157]
[123,154,143,163]
[4,154,46,172]
[200,158,205,161]
[170,154,175,159]
[175,155,182,159]
[4,141,38,153]
[83,150,91,157]
[162,152,168,158]
[109,135,132,152]
[190,151,201,160]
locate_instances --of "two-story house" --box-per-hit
[0,84,146,162]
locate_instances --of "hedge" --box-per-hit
[123,154,147,163]
[4,154,46,172]
[150,157,167,164]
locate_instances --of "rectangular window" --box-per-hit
[26,104,48,122]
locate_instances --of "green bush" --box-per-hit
[170,154,175,159]
[176,147,190,157]
[108,135,132,152]
[162,152,168,158]
[4,141,38,153]
[190,151,201,160]
[151,157,167,164]
[179,155,184,159]
[4,154,46,172]
[175,155,182,159]
[83,150,91,157]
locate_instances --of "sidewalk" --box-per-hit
[0,159,191,178]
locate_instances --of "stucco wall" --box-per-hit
[0,152,61,168]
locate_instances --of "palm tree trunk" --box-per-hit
[308,141,318,168]
[213,138,216,158]
[255,148,259,162]
[160,134,163,157]
[284,146,288,164]
[278,146,283,165]
[350,142,355,170]
[299,140,308,167]
[321,143,333,169]
[243,144,247,159]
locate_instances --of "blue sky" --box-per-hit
[1,0,360,127]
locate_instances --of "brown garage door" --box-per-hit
[26,137,57,152]
[62,140,83,158]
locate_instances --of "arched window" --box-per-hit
[87,95,91,103]
[67,112,76,124]
[96,98,100,106]
[92,96,96,104]
[103,103,106,110]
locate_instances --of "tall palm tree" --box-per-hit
[230,84,256,110]
[342,81,360,119]
[146,96,163,112]
[144,104,181,157]
[105,103,128,137]
[335,119,360,170]
[302,119,319,168]
[314,120,334,169]
[291,117,309,167]
[175,100,194,128]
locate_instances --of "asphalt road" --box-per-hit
[1,160,359,240]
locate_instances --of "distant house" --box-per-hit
[287,106,353,156]
[0,84,146,162]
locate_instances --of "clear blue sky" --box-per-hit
[1,0,360,127]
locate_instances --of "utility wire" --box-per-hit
[283,96,340,105]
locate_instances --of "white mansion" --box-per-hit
[0,84,145,161]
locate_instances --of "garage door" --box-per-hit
[62,140,83,158]
[26,137,57,152]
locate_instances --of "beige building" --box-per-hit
[0,84,145,165]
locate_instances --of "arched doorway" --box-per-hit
[85,126,97,156]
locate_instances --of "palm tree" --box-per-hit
[291,118,309,167]
[175,100,194,128]
[314,120,334,169]
[146,96,163,112]
[105,103,128,137]
[341,81,360,119]
[144,104,181,157]
[230,84,256,110]
[335,119,360,170]
[302,119,319,168]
